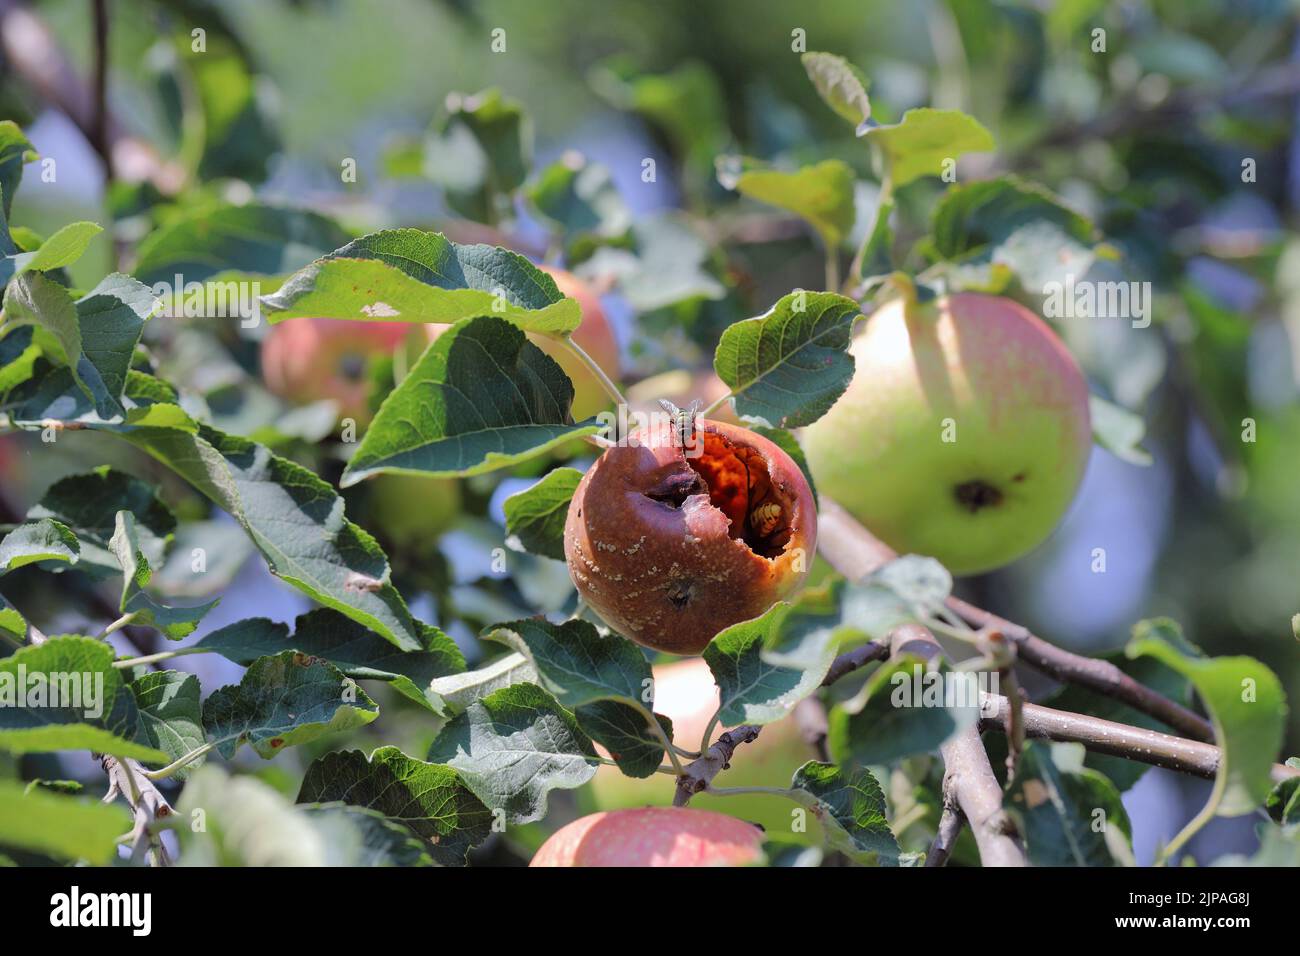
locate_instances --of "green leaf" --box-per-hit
[0,595,25,644]
[1266,759,1300,825]
[573,699,673,778]
[426,682,597,823]
[0,779,128,865]
[875,555,953,616]
[801,52,871,130]
[713,290,860,428]
[423,89,532,221]
[527,154,630,240]
[131,670,204,779]
[0,518,79,571]
[0,636,167,761]
[789,761,899,865]
[3,221,102,281]
[930,176,1095,261]
[132,202,352,284]
[1089,394,1152,466]
[750,426,818,506]
[178,765,434,867]
[27,466,176,576]
[341,315,599,486]
[1,271,159,419]
[195,610,464,712]
[853,196,895,283]
[704,596,840,726]
[828,655,978,766]
[0,324,41,395]
[0,120,37,219]
[262,229,580,334]
[503,467,582,560]
[863,108,995,188]
[483,617,651,710]
[1004,741,1134,866]
[297,746,493,866]
[1127,618,1286,816]
[121,421,426,651]
[202,650,379,759]
[109,511,217,639]
[426,652,538,718]
[718,157,856,250]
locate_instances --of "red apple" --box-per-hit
[530,807,765,867]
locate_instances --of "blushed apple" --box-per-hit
[530,807,765,867]
[802,292,1091,575]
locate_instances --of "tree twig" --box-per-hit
[925,777,966,868]
[816,498,1214,742]
[673,725,762,806]
[100,754,174,866]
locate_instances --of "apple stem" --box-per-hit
[561,335,628,410]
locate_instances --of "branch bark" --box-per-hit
[816,498,1214,742]
[673,725,762,806]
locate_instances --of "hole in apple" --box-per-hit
[953,479,1004,513]
[686,431,793,559]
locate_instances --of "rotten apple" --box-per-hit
[564,417,816,655]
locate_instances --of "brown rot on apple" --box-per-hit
[564,416,817,655]
[529,807,765,867]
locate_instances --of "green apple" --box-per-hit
[585,658,819,841]
[802,292,1091,575]
[365,473,462,549]
[530,807,765,867]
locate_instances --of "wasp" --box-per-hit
[749,501,783,537]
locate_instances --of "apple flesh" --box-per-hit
[260,318,418,425]
[587,659,814,834]
[564,417,817,655]
[802,292,1091,575]
[530,807,765,867]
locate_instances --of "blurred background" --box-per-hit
[1,0,1297,865]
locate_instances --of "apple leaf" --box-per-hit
[853,194,896,285]
[1089,394,1153,466]
[422,89,532,221]
[1,221,102,284]
[0,636,168,762]
[717,156,856,250]
[132,202,352,284]
[930,176,1095,261]
[875,555,953,616]
[297,746,494,866]
[1267,759,1300,824]
[1,271,159,419]
[109,511,218,639]
[426,682,598,823]
[527,154,630,240]
[704,597,840,726]
[713,290,861,428]
[789,761,900,866]
[0,324,41,395]
[573,699,673,779]
[863,108,995,188]
[1004,741,1135,866]
[426,652,538,718]
[28,466,176,576]
[262,229,580,335]
[179,765,436,867]
[202,650,379,759]
[130,670,205,780]
[1127,618,1286,817]
[484,618,651,710]
[0,121,37,220]
[0,779,130,866]
[503,467,582,560]
[829,655,978,767]
[0,518,79,571]
[0,595,25,644]
[801,52,871,131]
[195,610,464,712]
[341,316,599,486]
